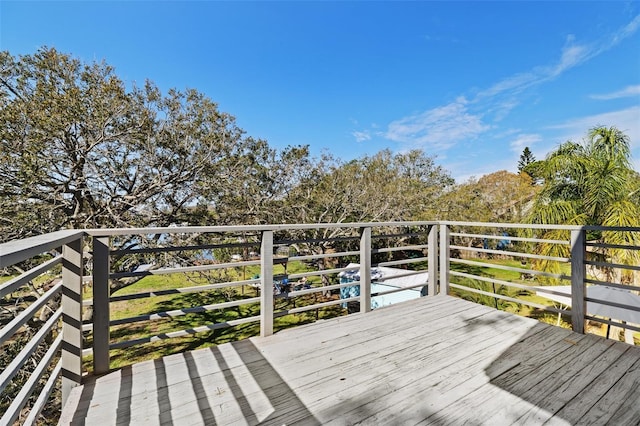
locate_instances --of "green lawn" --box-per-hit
[83,260,347,370]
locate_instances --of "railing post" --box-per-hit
[360,227,372,313]
[427,225,438,296]
[93,237,110,375]
[439,224,450,296]
[571,228,586,334]
[61,237,83,406]
[260,231,274,337]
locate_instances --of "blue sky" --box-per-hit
[1,1,639,182]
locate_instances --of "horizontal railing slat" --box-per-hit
[450,245,570,263]
[0,308,62,393]
[449,282,569,315]
[372,283,425,298]
[450,232,570,245]
[23,360,62,426]
[84,278,261,306]
[0,334,62,426]
[450,258,571,281]
[274,296,359,317]
[276,235,361,246]
[86,221,438,237]
[584,279,640,292]
[282,281,362,298]
[110,240,260,256]
[376,269,430,282]
[0,282,62,346]
[375,257,429,268]
[586,242,640,251]
[0,230,83,269]
[583,225,640,232]
[373,244,429,254]
[449,271,573,299]
[371,231,424,239]
[109,259,262,279]
[0,255,62,299]
[585,316,640,333]
[288,250,360,262]
[585,296,640,313]
[586,260,640,272]
[443,221,583,230]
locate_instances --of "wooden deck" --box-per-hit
[59,296,640,425]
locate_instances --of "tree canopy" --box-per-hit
[286,149,454,226]
[527,126,640,280]
[518,146,535,173]
[528,126,639,228]
[0,48,454,245]
[0,48,292,241]
[435,170,538,223]
[2,47,636,250]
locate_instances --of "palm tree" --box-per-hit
[528,126,640,282]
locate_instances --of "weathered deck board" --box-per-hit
[546,347,639,425]
[59,296,640,426]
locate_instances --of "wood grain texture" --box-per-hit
[59,296,640,426]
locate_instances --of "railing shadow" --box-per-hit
[221,339,322,425]
[65,338,322,425]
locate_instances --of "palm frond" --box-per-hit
[528,199,580,225]
[588,126,631,168]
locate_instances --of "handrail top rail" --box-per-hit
[0,230,85,269]
[84,221,640,237]
[440,221,585,230]
[84,221,439,237]
[442,221,640,232]
[2,222,637,261]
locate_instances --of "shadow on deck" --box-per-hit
[60,296,640,425]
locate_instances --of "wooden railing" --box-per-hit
[0,230,84,425]
[441,222,640,337]
[1,221,639,424]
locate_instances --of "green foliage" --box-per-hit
[436,170,539,223]
[0,48,282,241]
[286,149,453,225]
[452,278,519,311]
[530,127,638,227]
[527,126,640,279]
[518,146,536,173]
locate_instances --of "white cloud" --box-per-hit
[549,41,590,77]
[478,72,538,99]
[383,14,640,168]
[478,38,592,101]
[445,106,640,181]
[543,106,640,172]
[590,85,640,100]
[352,130,372,143]
[477,16,639,103]
[609,14,640,46]
[493,128,522,139]
[547,106,640,147]
[490,98,520,122]
[385,100,490,150]
[510,134,542,152]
